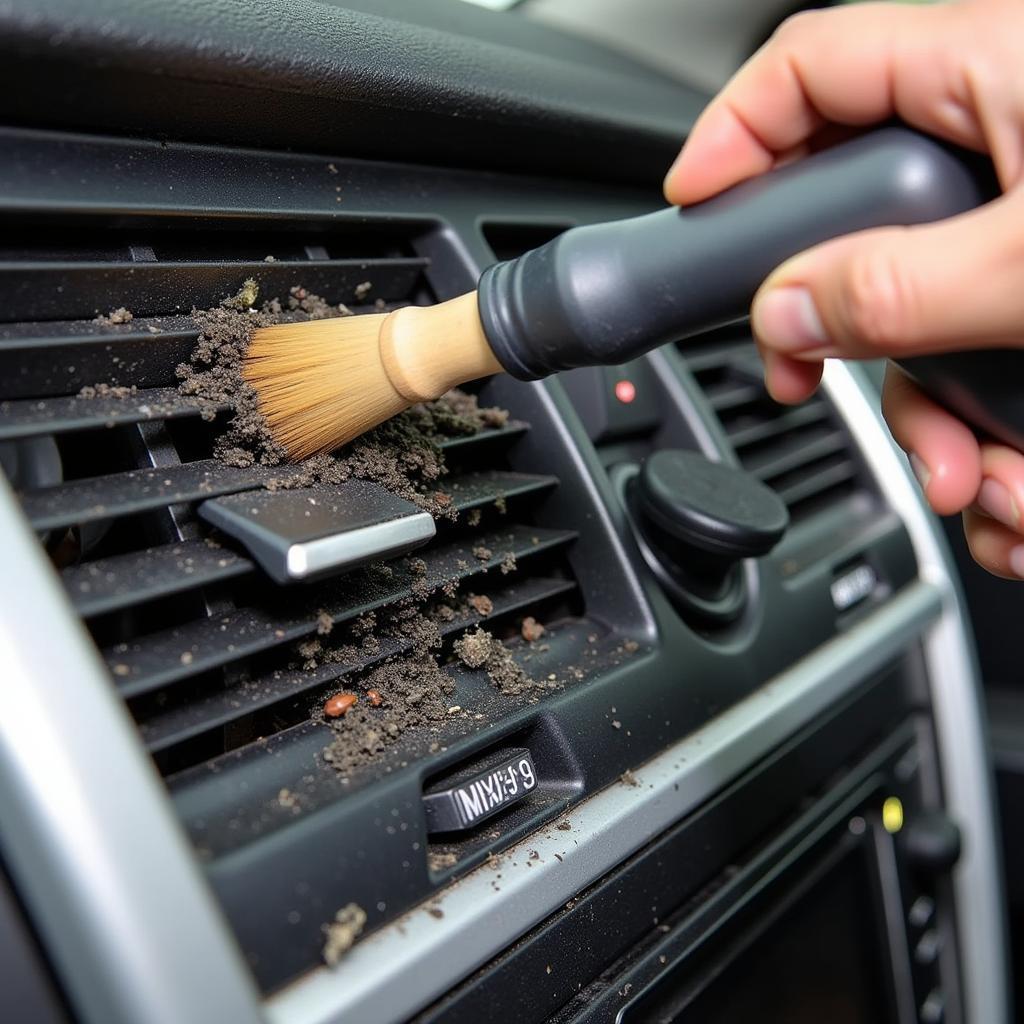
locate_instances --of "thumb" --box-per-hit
[751,189,1024,362]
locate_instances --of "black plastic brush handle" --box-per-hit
[478,126,1024,450]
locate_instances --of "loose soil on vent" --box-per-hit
[172,281,544,775]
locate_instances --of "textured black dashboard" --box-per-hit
[0,0,704,185]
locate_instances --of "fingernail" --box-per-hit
[1010,545,1024,579]
[753,286,828,353]
[909,453,931,493]
[978,478,1019,529]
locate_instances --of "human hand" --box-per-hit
[664,0,1024,578]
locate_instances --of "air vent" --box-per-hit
[681,328,869,524]
[0,185,606,990]
[0,224,582,770]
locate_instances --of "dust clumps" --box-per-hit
[520,616,545,642]
[95,306,133,325]
[620,770,639,788]
[322,904,367,966]
[467,593,493,617]
[428,851,458,872]
[453,626,546,696]
[77,383,138,399]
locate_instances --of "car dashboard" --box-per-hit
[0,2,1009,1023]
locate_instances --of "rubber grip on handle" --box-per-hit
[478,126,994,378]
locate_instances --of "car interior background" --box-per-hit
[0,1,1020,1023]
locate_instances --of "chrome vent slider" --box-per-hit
[198,481,436,584]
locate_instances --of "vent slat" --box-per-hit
[59,469,553,615]
[20,460,303,532]
[725,401,828,449]
[0,258,428,322]
[743,428,848,483]
[106,525,577,698]
[0,387,230,441]
[774,459,858,507]
[139,575,576,753]
[446,470,556,510]
[701,379,762,413]
[62,540,254,618]
[0,317,197,398]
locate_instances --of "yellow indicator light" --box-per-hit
[882,796,904,834]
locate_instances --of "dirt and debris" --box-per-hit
[472,545,492,562]
[77,383,138,399]
[428,851,457,872]
[316,611,334,636]
[467,594,493,617]
[426,906,444,920]
[620,769,640,788]
[452,626,547,696]
[556,820,572,831]
[95,306,133,325]
[322,903,367,966]
[466,509,482,528]
[622,639,640,654]
[520,616,545,642]
[499,552,517,575]
[354,281,373,301]
[324,693,358,718]
[322,651,455,776]
[278,788,302,814]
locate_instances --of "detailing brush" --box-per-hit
[245,127,1013,460]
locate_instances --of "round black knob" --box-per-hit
[629,450,788,625]
[638,450,789,559]
[902,812,962,875]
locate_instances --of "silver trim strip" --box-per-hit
[0,473,264,1024]
[823,361,1009,1024]
[286,513,436,580]
[268,579,942,1024]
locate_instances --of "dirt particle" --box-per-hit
[179,651,194,666]
[428,851,457,872]
[520,616,545,642]
[499,552,517,575]
[611,720,622,730]
[472,545,492,562]
[77,382,138,399]
[454,627,492,669]
[278,788,301,813]
[316,610,334,636]
[322,904,366,966]
[95,306,133,325]
[467,509,482,527]
[366,689,383,707]
[620,769,640,788]
[556,820,572,831]
[622,638,640,654]
[354,281,373,301]
[327,162,338,174]
[493,493,507,514]
[324,693,358,718]
[426,906,444,920]
[468,594,493,616]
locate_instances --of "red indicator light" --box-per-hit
[614,379,636,404]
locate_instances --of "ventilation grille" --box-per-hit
[0,218,580,780]
[681,330,866,524]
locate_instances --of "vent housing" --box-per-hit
[680,327,874,525]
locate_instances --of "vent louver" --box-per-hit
[681,329,867,523]
[0,215,581,784]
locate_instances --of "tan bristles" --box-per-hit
[243,294,504,460]
[243,314,406,461]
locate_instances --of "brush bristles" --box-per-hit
[243,315,408,460]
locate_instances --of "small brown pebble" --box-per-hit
[521,616,545,642]
[468,594,493,616]
[622,638,640,653]
[324,693,358,718]
[556,820,572,831]
[427,906,444,919]
[366,689,383,707]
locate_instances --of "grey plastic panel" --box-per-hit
[0,473,263,1024]
[267,580,942,1024]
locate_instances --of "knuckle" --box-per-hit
[839,239,920,352]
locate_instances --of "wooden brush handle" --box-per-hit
[379,293,503,403]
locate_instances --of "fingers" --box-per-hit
[664,0,1024,206]
[881,364,982,515]
[962,508,1024,579]
[750,189,1024,362]
[665,2,951,205]
[760,349,822,404]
